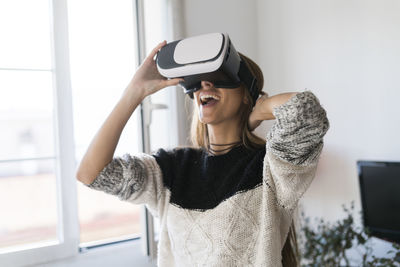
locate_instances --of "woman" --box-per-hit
[77,40,329,267]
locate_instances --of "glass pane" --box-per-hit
[78,184,142,243]
[144,0,165,53]
[0,70,54,161]
[0,0,52,69]
[0,159,58,250]
[68,0,142,243]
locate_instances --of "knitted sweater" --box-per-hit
[87,91,329,267]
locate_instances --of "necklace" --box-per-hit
[209,141,242,146]
[207,141,242,155]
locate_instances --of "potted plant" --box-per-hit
[299,201,400,267]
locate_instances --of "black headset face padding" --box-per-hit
[182,63,259,105]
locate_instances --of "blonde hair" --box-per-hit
[189,52,300,267]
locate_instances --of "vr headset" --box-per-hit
[156,33,259,105]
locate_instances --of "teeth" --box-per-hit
[200,94,220,101]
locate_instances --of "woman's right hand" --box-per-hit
[125,40,183,99]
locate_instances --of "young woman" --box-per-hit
[77,41,329,267]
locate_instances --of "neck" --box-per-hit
[207,119,242,155]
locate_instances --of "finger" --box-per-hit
[255,94,265,102]
[257,94,268,102]
[146,40,167,61]
[162,78,184,87]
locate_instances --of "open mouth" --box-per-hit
[200,94,220,106]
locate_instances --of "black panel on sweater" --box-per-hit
[153,145,265,211]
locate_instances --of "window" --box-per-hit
[0,0,79,266]
[0,0,175,266]
[0,0,59,250]
[67,0,143,245]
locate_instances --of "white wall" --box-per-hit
[182,0,259,60]
[256,0,400,258]
[183,0,400,259]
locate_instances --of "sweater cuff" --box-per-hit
[86,153,147,201]
[272,90,323,128]
[266,90,329,165]
[87,156,124,191]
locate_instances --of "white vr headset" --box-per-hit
[156,33,259,105]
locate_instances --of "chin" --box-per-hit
[199,117,212,124]
[200,118,224,126]
[198,114,218,125]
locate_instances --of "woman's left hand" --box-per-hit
[248,92,299,131]
[248,93,275,131]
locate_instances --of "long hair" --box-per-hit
[189,52,300,266]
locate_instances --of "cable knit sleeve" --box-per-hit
[265,91,329,211]
[86,153,166,218]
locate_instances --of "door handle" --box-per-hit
[142,96,168,127]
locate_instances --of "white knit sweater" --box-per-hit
[87,91,329,266]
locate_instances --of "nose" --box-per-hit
[201,81,214,89]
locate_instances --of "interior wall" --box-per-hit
[255,0,400,257]
[182,0,259,61]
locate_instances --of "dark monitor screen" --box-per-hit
[357,160,400,243]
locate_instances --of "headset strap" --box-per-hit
[238,60,259,105]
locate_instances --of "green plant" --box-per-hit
[299,201,400,267]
